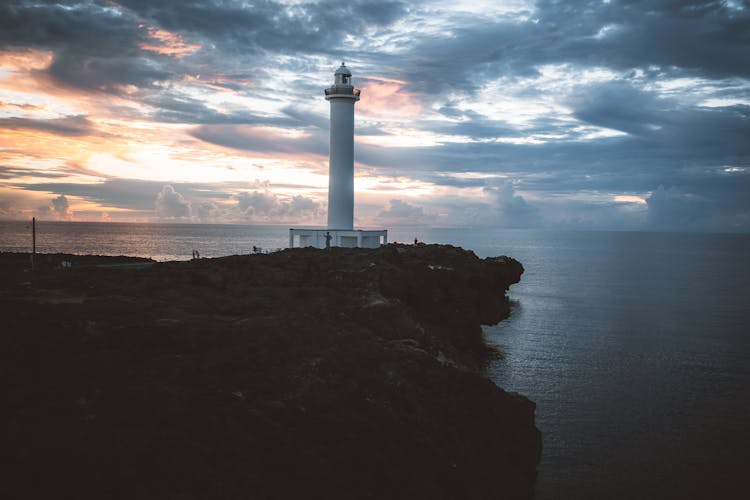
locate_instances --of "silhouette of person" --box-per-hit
[325,231,332,249]
[414,238,418,245]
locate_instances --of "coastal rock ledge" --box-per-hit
[2,244,541,500]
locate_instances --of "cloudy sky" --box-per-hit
[0,0,748,231]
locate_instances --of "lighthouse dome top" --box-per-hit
[332,62,354,87]
[334,62,352,76]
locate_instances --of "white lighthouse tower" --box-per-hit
[326,62,358,230]
[289,63,387,249]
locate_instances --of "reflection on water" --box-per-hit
[0,221,291,261]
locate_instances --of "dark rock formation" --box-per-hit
[0,244,541,499]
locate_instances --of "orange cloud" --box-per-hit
[0,48,54,71]
[357,77,423,118]
[139,28,201,57]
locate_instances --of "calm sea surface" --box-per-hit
[2,221,749,498]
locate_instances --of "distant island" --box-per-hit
[1,244,541,499]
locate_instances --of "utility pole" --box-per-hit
[31,216,36,272]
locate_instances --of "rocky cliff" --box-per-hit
[1,244,541,499]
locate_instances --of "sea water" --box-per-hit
[477,230,750,499]
[0,220,290,261]
[2,221,749,498]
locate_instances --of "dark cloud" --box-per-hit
[0,1,168,93]
[0,115,94,136]
[47,51,172,92]
[280,106,329,130]
[645,177,750,231]
[50,193,70,217]
[426,118,523,141]
[646,185,709,230]
[546,0,750,78]
[191,125,328,156]
[0,166,68,180]
[0,1,143,53]
[393,0,750,98]
[145,93,252,125]
[485,183,542,228]
[146,94,313,127]
[0,0,410,102]
[117,0,409,54]
[348,75,749,226]
[570,82,750,157]
[20,179,163,211]
[571,82,670,137]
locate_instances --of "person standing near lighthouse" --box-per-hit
[324,62,360,231]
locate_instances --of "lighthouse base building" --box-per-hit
[288,228,387,249]
[289,63,387,249]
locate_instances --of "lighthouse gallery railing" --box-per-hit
[325,87,361,96]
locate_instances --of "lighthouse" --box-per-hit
[289,63,387,249]
[325,62,359,230]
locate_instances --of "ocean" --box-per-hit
[2,220,749,498]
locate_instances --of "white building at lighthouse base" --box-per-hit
[288,228,387,249]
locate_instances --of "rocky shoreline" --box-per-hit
[1,244,541,499]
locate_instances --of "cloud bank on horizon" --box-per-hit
[0,0,748,231]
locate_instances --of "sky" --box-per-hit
[0,0,748,231]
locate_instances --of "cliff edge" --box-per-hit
[1,244,541,499]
